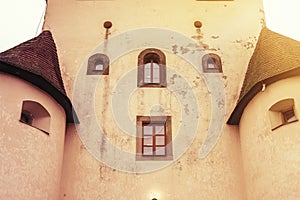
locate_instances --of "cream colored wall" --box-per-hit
[60,51,247,199]
[43,0,264,199]
[0,73,66,200]
[240,76,300,200]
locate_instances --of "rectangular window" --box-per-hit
[136,116,172,160]
[142,123,166,156]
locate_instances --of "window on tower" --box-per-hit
[269,98,298,130]
[87,53,110,75]
[202,53,222,73]
[136,116,173,160]
[19,100,51,134]
[137,48,166,87]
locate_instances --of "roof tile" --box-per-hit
[228,27,300,125]
[0,31,79,123]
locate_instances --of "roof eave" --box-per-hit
[227,68,300,125]
[0,62,79,124]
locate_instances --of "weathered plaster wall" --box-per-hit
[60,51,246,199]
[60,126,245,200]
[0,73,66,200]
[43,0,264,199]
[240,76,300,199]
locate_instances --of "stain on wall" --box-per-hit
[42,0,264,199]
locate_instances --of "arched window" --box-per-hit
[202,53,222,73]
[87,53,110,75]
[137,48,166,87]
[20,100,51,134]
[269,98,298,130]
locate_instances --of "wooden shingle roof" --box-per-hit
[0,31,79,123]
[228,27,300,125]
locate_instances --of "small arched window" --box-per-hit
[20,100,51,134]
[202,53,222,73]
[269,98,298,130]
[137,48,166,87]
[87,53,109,75]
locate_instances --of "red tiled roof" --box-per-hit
[227,27,300,125]
[0,31,79,123]
[0,31,65,94]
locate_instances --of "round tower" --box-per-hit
[0,31,78,199]
[228,28,300,199]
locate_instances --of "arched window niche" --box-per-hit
[87,53,110,75]
[20,100,51,134]
[269,98,298,130]
[202,53,222,73]
[137,48,166,87]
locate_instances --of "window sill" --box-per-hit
[271,119,298,131]
[203,69,222,73]
[138,84,166,88]
[19,120,50,135]
[136,155,173,161]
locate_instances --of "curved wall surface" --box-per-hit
[0,72,66,200]
[240,76,300,199]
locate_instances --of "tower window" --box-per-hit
[137,48,166,87]
[19,100,51,134]
[142,122,166,156]
[20,110,33,125]
[269,98,298,130]
[144,58,160,84]
[202,53,222,73]
[87,53,109,75]
[136,116,172,160]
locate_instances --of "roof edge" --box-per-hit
[227,68,300,125]
[0,62,79,124]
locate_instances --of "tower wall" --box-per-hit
[0,73,66,200]
[239,76,300,199]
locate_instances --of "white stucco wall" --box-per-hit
[0,73,66,200]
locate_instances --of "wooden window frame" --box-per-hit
[202,53,222,73]
[136,116,173,161]
[87,53,109,75]
[137,48,166,88]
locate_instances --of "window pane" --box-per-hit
[143,125,153,135]
[143,147,153,155]
[207,58,216,69]
[144,63,151,83]
[143,136,153,145]
[155,136,165,145]
[207,63,216,69]
[152,63,160,83]
[155,147,166,156]
[155,125,164,134]
[95,64,104,71]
